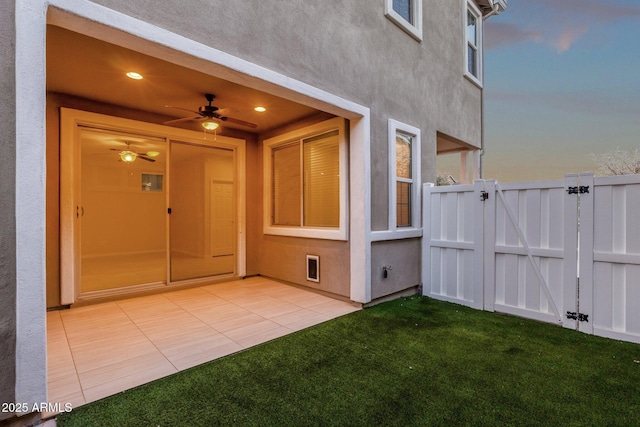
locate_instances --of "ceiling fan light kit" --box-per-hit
[111,142,156,163]
[202,120,219,130]
[164,93,258,131]
[119,150,137,162]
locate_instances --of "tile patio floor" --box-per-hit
[46,277,360,415]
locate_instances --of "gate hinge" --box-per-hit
[480,191,489,201]
[566,186,589,195]
[566,311,589,322]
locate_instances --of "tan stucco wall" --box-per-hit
[371,239,422,300]
[81,0,482,231]
[44,1,483,303]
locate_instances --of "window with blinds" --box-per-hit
[395,133,413,227]
[304,130,340,227]
[269,128,340,228]
[385,118,420,236]
[272,142,301,226]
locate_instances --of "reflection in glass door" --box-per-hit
[79,128,167,293]
[170,142,235,282]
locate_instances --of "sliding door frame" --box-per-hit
[60,108,246,304]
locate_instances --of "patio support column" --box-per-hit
[459,151,468,184]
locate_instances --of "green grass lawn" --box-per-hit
[56,296,640,426]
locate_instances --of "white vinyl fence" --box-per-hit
[423,173,640,344]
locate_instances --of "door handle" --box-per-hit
[76,206,85,218]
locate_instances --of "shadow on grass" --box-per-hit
[57,296,640,426]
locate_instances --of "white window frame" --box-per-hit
[373,119,421,241]
[385,0,423,42]
[464,0,483,87]
[263,117,348,240]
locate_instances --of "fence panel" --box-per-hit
[585,174,640,343]
[488,179,577,327]
[422,174,640,344]
[422,183,483,309]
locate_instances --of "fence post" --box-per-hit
[563,174,579,330]
[577,172,595,334]
[421,183,435,297]
[480,179,496,312]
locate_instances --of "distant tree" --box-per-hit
[589,148,640,176]
[436,174,457,186]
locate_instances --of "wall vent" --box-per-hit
[306,255,319,282]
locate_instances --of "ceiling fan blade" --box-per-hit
[164,105,201,115]
[163,116,201,125]
[216,107,239,115]
[138,155,156,162]
[220,116,258,129]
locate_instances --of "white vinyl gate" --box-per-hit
[423,173,640,344]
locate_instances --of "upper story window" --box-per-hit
[263,117,348,240]
[393,0,412,22]
[388,119,421,232]
[465,1,483,86]
[385,0,423,42]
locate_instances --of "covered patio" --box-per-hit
[46,277,360,415]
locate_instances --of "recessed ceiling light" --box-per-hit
[254,106,266,112]
[126,71,143,80]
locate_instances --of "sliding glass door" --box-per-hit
[169,142,235,282]
[79,128,167,293]
[61,109,245,302]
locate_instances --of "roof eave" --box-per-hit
[476,0,508,17]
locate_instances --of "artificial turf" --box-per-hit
[56,296,640,426]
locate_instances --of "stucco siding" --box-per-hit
[50,0,481,298]
[0,1,17,418]
[371,239,422,300]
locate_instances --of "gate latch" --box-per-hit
[566,311,589,322]
[480,191,489,201]
[566,186,590,195]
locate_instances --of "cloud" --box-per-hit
[486,0,640,53]
[486,88,640,119]
[485,23,543,50]
[551,26,588,54]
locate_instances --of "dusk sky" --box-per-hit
[439,0,640,183]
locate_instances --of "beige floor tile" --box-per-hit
[168,341,243,371]
[116,295,184,322]
[78,351,176,391]
[42,391,85,418]
[307,300,361,316]
[245,300,303,319]
[282,312,333,332]
[48,373,83,401]
[210,313,266,333]
[189,304,253,325]
[134,312,213,345]
[47,278,360,412]
[234,326,293,348]
[222,319,290,343]
[82,359,177,404]
[162,288,228,311]
[71,337,161,374]
[290,293,337,309]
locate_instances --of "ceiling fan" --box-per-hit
[109,141,157,163]
[164,93,258,130]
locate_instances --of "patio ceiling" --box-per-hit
[46,25,320,135]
